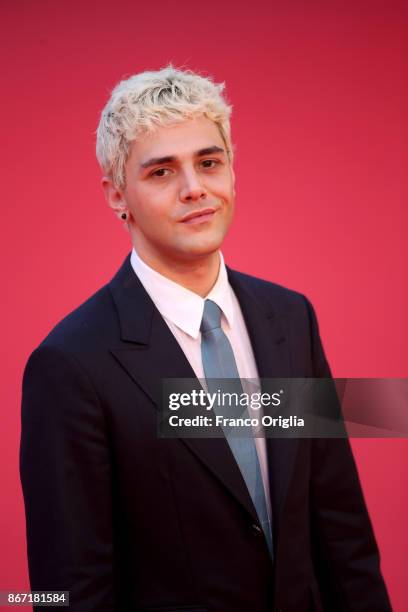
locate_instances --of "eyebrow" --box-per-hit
[140,146,225,169]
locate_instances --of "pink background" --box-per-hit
[1,1,407,609]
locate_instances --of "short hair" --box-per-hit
[96,64,233,190]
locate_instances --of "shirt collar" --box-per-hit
[130,248,234,339]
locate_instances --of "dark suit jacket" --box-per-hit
[20,254,392,612]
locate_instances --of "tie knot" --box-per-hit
[200,299,222,333]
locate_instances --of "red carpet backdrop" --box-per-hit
[1,0,407,609]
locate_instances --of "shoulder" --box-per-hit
[39,283,115,353]
[21,283,115,391]
[34,254,136,355]
[227,267,314,318]
[32,253,136,362]
[227,267,331,376]
[22,275,122,394]
[25,253,142,379]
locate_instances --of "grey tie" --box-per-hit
[200,299,273,555]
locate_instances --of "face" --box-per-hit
[104,116,235,268]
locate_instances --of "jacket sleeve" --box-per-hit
[304,297,392,612]
[20,344,115,612]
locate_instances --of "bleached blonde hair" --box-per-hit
[96,65,233,190]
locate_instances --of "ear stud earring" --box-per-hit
[121,212,127,220]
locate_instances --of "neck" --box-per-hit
[132,245,221,298]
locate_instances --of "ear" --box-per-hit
[101,176,128,220]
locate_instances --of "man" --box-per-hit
[20,65,392,611]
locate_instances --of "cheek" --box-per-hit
[210,175,234,199]
[130,189,173,223]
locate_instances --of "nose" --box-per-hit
[179,168,207,203]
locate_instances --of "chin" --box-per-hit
[181,234,224,258]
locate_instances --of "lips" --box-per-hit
[180,208,217,224]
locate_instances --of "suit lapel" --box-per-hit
[227,268,301,541]
[108,255,260,523]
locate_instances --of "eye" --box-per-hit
[201,159,220,169]
[150,167,172,178]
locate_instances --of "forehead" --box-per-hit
[128,116,225,163]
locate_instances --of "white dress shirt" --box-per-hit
[130,248,271,519]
